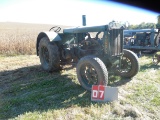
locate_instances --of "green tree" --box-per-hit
[157,15,160,24]
[156,15,160,29]
[128,22,156,29]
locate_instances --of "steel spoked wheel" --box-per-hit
[120,56,132,73]
[80,63,98,85]
[77,56,108,91]
[116,49,140,78]
[153,53,160,65]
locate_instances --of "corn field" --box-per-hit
[0,22,68,55]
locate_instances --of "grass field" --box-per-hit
[0,54,160,120]
[0,22,160,120]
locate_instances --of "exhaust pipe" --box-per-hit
[82,15,86,26]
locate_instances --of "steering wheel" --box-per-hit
[49,26,61,33]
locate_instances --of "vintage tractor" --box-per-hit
[123,25,160,57]
[36,18,139,91]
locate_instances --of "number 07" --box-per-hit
[92,85,105,100]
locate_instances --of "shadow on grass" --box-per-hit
[108,73,132,87]
[140,63,160,71]
[0,65,89,119]
[0,64,135,119]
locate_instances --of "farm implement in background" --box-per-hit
[123,24,160,65]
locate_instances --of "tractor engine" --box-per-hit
[135,32,151,46]
[80,34,102,52]
[79,32,103,57]
[60,33,103,63]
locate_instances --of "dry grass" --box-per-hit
[0,54,160,120]
[0,22,69,55]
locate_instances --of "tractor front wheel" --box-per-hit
[116,49,140,78]
[76,56,108,91]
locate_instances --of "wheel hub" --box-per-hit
[81,64,98,85]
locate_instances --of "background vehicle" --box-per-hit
[123,28,160,56]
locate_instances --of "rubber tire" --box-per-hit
[38,37,60,72]
[117,49,140,78]
[76,56,108,91]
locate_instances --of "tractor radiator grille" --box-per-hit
[109,29,123,56]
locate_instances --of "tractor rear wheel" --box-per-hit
[76,56,108,91]
[116,49,140,78]
[38,37,60,72]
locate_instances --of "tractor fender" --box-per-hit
[36,31,61,56]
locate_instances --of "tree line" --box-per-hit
[128,22,156,29]
[128,15,160,29]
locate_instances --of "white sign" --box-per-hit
[91,85,118,102]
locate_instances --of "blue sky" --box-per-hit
[0,0,159,26]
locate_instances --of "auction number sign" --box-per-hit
[92,85,105,100]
